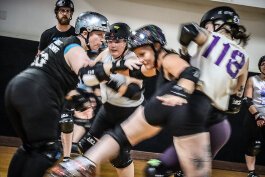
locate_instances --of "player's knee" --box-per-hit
[106,125,133,168]
[246,140,262,156]
[110,148,133,168]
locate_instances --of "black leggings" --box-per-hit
[5,72,63,176]
[89,102,139,139]
[243,111,265,156]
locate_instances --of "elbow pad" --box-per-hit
[179,23,200,47]
[179,66,200,84]
[123,83,142,100]
[79,62,109,86]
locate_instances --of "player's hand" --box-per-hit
[255,113,265,127]
[156,94,188,106]
[124,59,142,70]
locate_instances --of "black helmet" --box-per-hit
[54,0,74,13]
[75,11,110,34]
[128,25,166,50]
[258,56,265,72]
[105,23,131,41]
[200,6,239,28]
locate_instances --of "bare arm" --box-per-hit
[244,77,257,114]
[156,54,200,106]
[234,59,249,97]
[162,54,194,93]
[64,46,92,75]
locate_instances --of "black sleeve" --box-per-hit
[38,31,49,51]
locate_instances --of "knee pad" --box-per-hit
[106,125,133,168]
[110,147,133,168]
[246,140,262,156]
[145,159,174,177]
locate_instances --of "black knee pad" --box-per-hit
[110,147,133,168]
[246,140,262,156]
[106,125,133,168]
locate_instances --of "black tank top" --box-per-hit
[30,36,80,96]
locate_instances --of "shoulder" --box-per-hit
[247,76,255,85]
[163,53,183,66]
[69,26,76,34]
[64,36,81,45]
[41,26,57,36]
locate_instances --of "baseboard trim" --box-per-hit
[0,136,22,147]
[1,136,264,174]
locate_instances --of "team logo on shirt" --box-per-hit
[31,52,49,67]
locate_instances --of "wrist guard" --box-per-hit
[123,83,142,100]
[46,156,96,177]
[243,97,253,109]
[226,94,242,114]
[179,23,200,47]
[69,88,92,112]
[110,59,127,73]
[106,74,126,92]
[253,112,265,121]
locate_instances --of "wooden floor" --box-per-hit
[1,146,264,177]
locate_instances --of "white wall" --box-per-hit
[0,0,264,72]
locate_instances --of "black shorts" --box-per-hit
[206,108,227,127]
[144,82,212,136]
[89,102,140,138]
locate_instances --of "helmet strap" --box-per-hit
[80,33,90,50]
[151,45,160,68]
[213,21,233,34]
